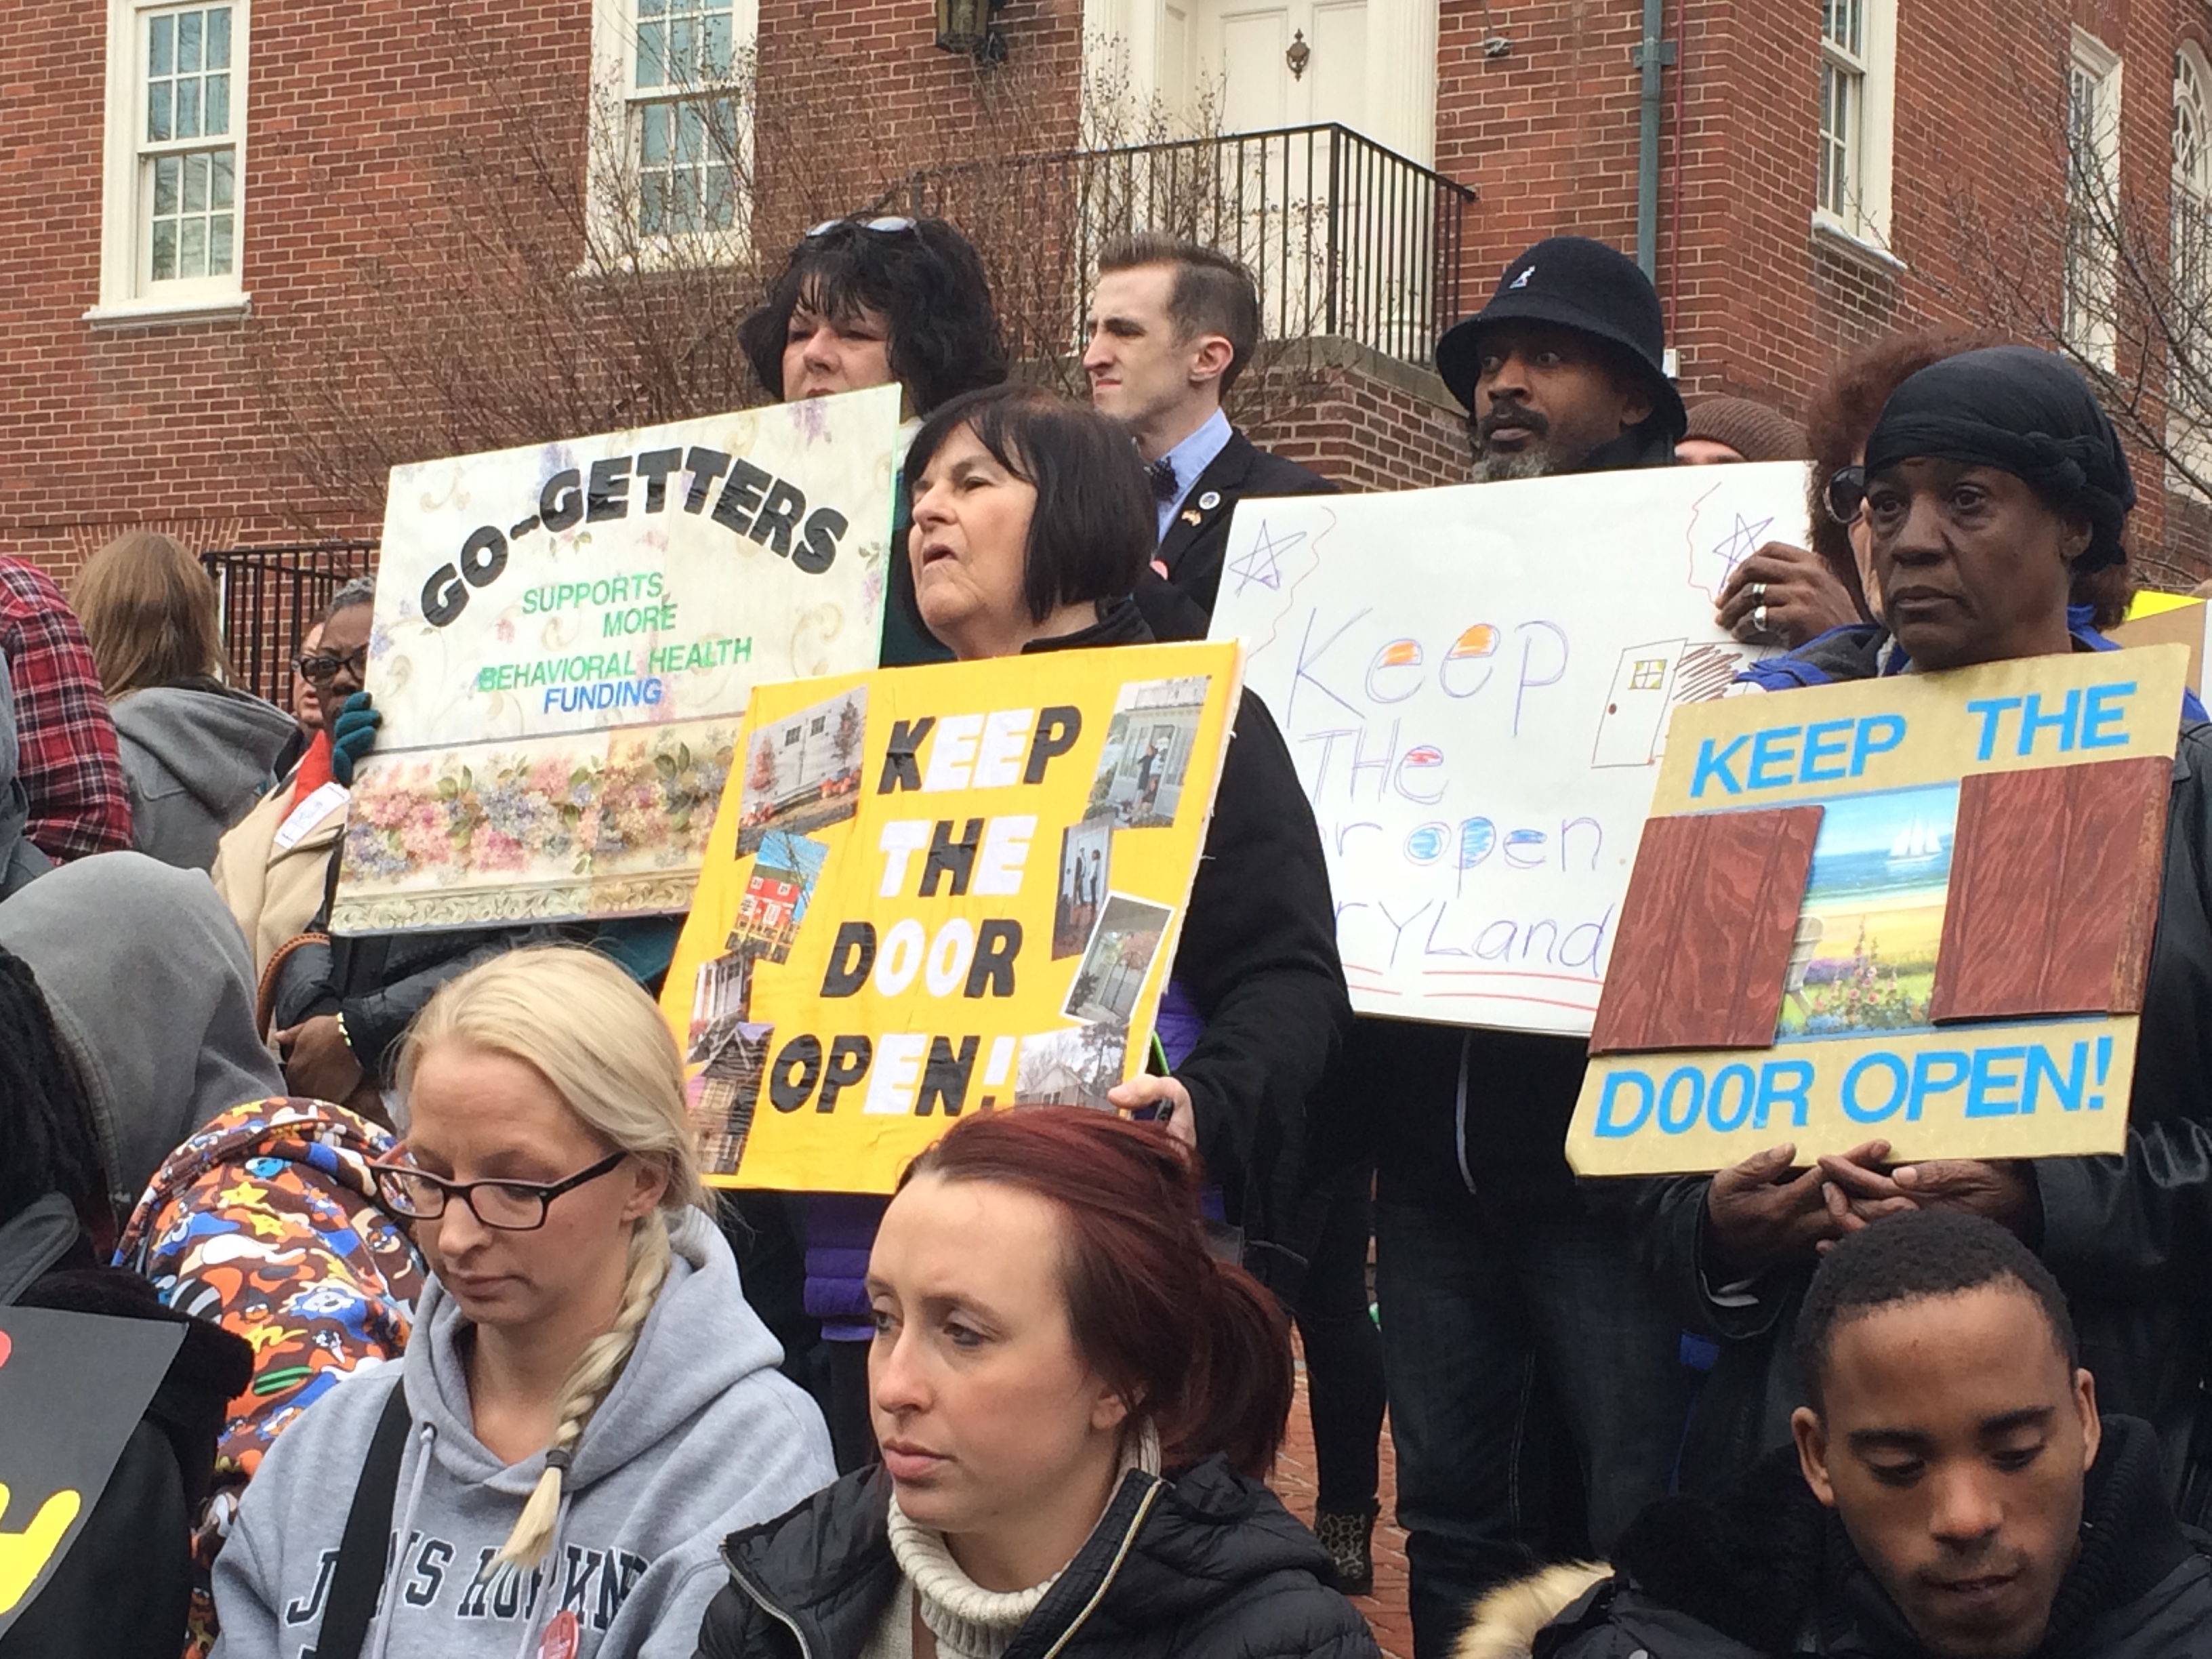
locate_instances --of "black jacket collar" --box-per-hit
[1567,420,1680,474]
[1019,597,1154,654]
[717,1455,1342,1659]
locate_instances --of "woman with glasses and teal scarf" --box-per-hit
[211,945,835,1659]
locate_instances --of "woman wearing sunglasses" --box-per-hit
[1630,346,2212,1500]
[212,945,835,1659]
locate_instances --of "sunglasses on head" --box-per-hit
[804,215,919,240]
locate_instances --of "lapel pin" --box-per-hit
[1198,491,1222,510]
[1181,508,1203,526]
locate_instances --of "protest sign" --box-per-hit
[661,640,1244,1193]
[1209,461,1809,1034]
[0,1306,185,1637]
[1568,644,2191,1176]
[331,386,901,932]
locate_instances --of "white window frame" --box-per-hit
[1811,0,1898,251]
[87,0,251,325]
[2169,43,2212,492]
[2064,28,2123,372]
[584,0,757,268]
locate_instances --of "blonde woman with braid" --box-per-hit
[211,947,834,1659]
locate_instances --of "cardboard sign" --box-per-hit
[1208,462,1810,1034]
[332,387,902,933]
[1568,645,2191,1176]
[661,641,1244,1193]
[0,1306,185,1637]
[2110,597,2207,695]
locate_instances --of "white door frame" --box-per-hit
[1081,0,1436,167]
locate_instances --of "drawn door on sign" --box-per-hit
[1591,640,1687,769]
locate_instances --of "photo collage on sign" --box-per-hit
[1015,676,1206,1109]
[687,682,867,1173]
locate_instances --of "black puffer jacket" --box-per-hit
[1633,722,2212,1498]
[694,1456,1382,1659]
[1534,1416,2212,1659]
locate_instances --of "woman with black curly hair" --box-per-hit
[735,215,1013,1469]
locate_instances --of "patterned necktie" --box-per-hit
[1148,456,1179,504]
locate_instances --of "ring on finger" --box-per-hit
[1753,602,1769,634]
[1751,580,1768,603]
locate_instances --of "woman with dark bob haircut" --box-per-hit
[1632,346,2212,1500]
[897,384,1350,1272]
[693,1107,1382,1659]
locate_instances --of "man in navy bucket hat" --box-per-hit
[1436,234,1687,480]
[1309,236,1695,1658]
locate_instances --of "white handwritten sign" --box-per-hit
[1208,462,1813,1035]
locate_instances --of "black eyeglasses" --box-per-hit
[1824,464,1869,526]
[805,215,918,239]
[371,1150,628,1231]
[295,645,369,684]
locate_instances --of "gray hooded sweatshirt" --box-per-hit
[211,1206,836,1659]
[112,681,298,870]
[0,848,282,1214]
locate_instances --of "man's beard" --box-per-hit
[1469,398,1565,483]
[1468,443,1555,483]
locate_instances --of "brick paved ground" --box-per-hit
[1272,1350,1414,1659]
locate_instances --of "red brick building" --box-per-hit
[6,0,2208,603]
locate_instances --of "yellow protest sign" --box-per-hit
[1569,645,2189,1176]
[662,640,1245,1192]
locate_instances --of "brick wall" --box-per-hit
[1242,338,1470,492]
[7,0,2208,590]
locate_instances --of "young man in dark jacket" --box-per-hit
[1083,234,1335,642]
[1517,1212,2212,1659]
[1325,235,1696,1659]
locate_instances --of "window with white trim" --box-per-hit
[2065,30,2123,371]
[2170,45,2212,481]
[91,0,249,320]
[2174,47,2211,323]
[588,0,756,252]
[1813,0,1897,247]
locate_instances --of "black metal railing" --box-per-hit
[902,123,1477,369]
[199,541,379,709]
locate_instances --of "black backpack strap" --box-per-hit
[315,1379,415,1659]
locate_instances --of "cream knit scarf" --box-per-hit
[883,1423,1163,1659]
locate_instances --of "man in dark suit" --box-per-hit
[1083,234,1335,640]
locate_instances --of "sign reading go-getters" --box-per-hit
[331,386,901,932]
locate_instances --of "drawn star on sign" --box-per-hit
[1228,522,1309,596]
[1711,512,1778,582]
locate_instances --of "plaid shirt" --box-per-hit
[0,557,131,860]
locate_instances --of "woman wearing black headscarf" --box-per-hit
[1627,346,2212,1504]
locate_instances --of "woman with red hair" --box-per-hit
[692,1107,1381,1659]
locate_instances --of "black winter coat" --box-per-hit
[1026,599,1353,1292]
[693,1458,1383,1659]
[1634,720,2212,1498]
[1134,431,1336,643]
[1536,1417,2212,1659]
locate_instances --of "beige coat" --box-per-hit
[209,775,347,978]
